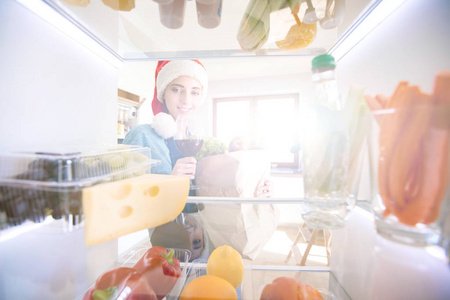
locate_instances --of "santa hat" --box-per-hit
[151,60,208,115]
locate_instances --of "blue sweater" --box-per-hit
[122,124,182,175]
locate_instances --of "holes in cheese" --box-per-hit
[82,174,190,246]
[145,185,160,197]
[118,205,133,218]
[109,183,132,200]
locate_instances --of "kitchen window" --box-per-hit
[213,94,300,169]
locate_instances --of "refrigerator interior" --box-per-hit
[1,0,450,299]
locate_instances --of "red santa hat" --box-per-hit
[152,60,208,115]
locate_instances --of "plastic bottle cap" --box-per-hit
[312,54,336,71]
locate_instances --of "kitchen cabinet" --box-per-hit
[117,89,140,142]
[2,0,450,299]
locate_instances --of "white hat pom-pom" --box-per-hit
[152,113,176,139]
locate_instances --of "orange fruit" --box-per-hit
[179,275,238,300]
[206,245,244,289]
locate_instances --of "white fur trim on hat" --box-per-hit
[156,60,208,103]
[152,113,176,139]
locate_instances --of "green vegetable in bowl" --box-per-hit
[195,136,227,161]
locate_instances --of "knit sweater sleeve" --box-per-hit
[122,124,172,175]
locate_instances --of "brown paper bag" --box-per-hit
[199,203,279,260]
[195,150,270,197]
[195,150,279,260]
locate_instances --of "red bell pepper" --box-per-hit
[120,272,158,300]
[85,271,158,300]
[134,246,181,300]
[83,246,181,300]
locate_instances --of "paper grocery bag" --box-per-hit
[199,202,279,260]
[194,150,279,260]
[195,150,270,197]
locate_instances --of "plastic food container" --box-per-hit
[183,259,347,300]
[0,145,158,300]
[78,238,191,300]
[0,145,155,231]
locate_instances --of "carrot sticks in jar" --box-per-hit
[366,72,450,226]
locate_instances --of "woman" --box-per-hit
[123,59,207,180]
[124,60,212,260]
[124,59,273,260]
[124,59,272,197]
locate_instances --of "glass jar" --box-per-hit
[369,105,450,246]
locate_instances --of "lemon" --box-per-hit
[180,275,237,300]
[206,245,244,289]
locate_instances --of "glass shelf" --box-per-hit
[41,0,378,61]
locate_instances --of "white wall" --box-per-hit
[119,61,157,125]
[208,73,310,98]
[0,0,119,152]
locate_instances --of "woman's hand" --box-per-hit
[171,157,197,179]
[255,179,273,198]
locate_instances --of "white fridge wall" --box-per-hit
[330,1,450,299]
[0,1,120,299]
[0,0,119,152]
[337,0,450,95]
[336,0,450,209]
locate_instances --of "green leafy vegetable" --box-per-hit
[195,136,227,161]
[92,286,118,300]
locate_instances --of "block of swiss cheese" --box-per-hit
[82,174,189,246]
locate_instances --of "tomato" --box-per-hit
[260,276,323,300]
[206,245,244,289]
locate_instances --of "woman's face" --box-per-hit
[163,76,203,120]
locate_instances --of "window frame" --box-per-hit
[213,93,300,169]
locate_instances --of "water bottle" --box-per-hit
[301,54,351,229]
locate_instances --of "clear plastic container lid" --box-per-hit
[0,145,159,230]
[77,238,191,300]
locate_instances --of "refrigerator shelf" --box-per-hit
[77,238,192,300]
[36,0,380,61]
[78,237,350,300]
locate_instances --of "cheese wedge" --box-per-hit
[82,174,189,246]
